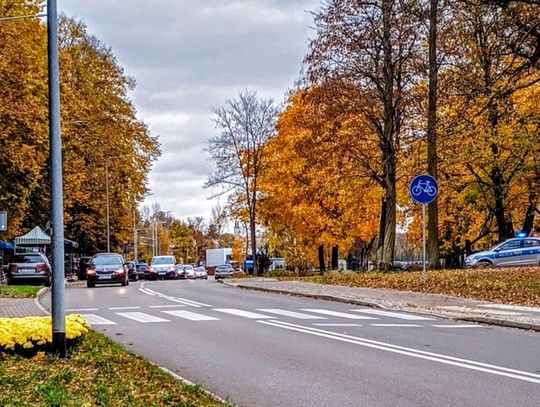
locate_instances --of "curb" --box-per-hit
[223,281,540,332]
[35,287,50,316]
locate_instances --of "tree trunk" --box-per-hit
[318,245,325,274]
[491,165,513,241]
[249,212,258,275]
[379,0,397,271]
[331,246,338,270]
[427,0,440,269]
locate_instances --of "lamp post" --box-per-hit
[47,0,66,358]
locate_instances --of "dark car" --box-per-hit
[136,262,154,280]
[85,253,129,288]
[214,264,235,280]
[7,253,51,286]
[175,264,187,279]
[125,261,140,281]
[77,256,92,280]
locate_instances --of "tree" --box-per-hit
[206,90,278,275]
[306,0,423,269]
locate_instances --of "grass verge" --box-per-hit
[0,285,42,298]
[290,267,540,307]
[0,330,231,407]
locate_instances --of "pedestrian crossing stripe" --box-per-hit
[162,310,219,321]
[256,309,327,319]
[350,309,435,321]
[300,309,377,320]
[80,314,117,325]
[212,309,277,319]
[116,312,170,323]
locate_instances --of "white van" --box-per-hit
[150,255,177,279]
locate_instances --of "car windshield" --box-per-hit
[184,265,193,270]
[91,255,123,265]
[136,264,148,269]
[152,257,174,265]
[13,255,43,263]
[217,265,231,270]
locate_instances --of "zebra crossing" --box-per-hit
[68,305,482,330]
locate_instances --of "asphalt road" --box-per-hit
[43,279,540,406]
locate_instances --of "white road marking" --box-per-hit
[67,308,98,312]
[138,288,155,296]
[478,304,540,313]
[213,309,276,319]
[257,309,327,319]
[300,309,377,320]
[142,288,211,307]
[162,310,219,321]
[116,312,170,323]
[109,306,140,310]
[370,324,423,327]
[81,314,117,325]
[149,304,186,308]
[175,297,211,307]
[313,323,362,327]
[431,325,482,329]
[351,309,434,320]
[258,320,540,384]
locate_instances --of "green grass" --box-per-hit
[0,285,42,298]
[0,330,231,406]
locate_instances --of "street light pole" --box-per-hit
[47,0,66,358]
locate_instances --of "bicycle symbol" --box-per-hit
[411,180,437,197]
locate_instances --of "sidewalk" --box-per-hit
[0,288,49,318]
[222,278,540,332]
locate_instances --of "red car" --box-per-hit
[86,253,129,288]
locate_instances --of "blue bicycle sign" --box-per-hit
[409,175,438,204]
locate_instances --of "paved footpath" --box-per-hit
[223,278,540,332]
[2,280,540,332]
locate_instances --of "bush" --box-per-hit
[0,314,89,351]
[233,271,246,278]
[265,269,296,278]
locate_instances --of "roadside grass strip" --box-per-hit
[0,285,42,298]
[257,320,540,385]
[0,330,229,406]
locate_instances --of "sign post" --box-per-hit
[409,175,438,279]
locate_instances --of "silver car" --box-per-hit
[465,237,540,268]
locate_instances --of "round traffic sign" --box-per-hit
[409,174,438,204]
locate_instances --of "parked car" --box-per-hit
[214,264,235,280]
[86,253,129,288]
[465,237,540,268]
[136,262,154,280]
[183,264,195,279]
[7,253,51,286]
[76,256,92,280]
[150,255,177,279]
[125,261,140,281]
[194,266,208,279]
[175,264,187,279]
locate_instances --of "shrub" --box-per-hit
[0,314,89,352]
[233,271,246,278]
[265,269,296,278]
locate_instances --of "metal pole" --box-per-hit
[133,211,138,263]
[106,160,110,252]
[422,204,427,280]
[48,0,66,358]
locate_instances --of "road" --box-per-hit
[43,279,540,406]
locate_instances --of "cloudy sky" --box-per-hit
[60,0,320,223]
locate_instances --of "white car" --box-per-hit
[183,265,195,279]
[194,266,208,279]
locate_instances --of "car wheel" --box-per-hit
[87,281,95,288]
[205,276,208,279]
[121,278,127,286]
[475,260,492,268]
[134,273,139,282]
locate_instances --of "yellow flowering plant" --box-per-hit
[0,314,89,351]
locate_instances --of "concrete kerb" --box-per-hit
[221,280,540,332]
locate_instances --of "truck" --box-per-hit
[205,248,232,275]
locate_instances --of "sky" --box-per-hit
[60,0,321,223]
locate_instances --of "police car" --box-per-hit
[465,237,540,268]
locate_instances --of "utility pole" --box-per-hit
[48,0,66,358]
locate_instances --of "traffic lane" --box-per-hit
[91,292,538,407]
[140,279,540,375]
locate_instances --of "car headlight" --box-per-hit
[169,266,175,272]
[113,268,124,274]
